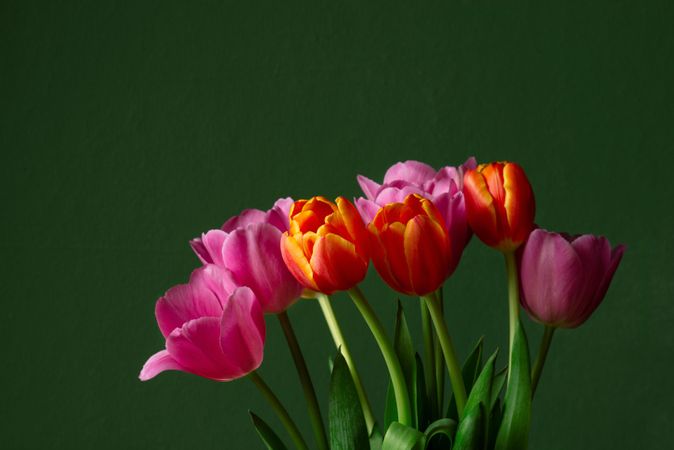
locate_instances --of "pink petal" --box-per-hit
[357,175,381,200]
[219,287,266,376]
[383,160,437,186]
[265,197,295,232]
[166,317,241,381]
[191,230,228,266]
[354,197,381,225]
[155,265,236,337]
[139,350,183,381]
[375,185,425,206]
[189,237,211,264]
[221,223,302,313]
[221,209,267,232]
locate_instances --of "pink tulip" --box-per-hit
[519,229,625,328]
[139,264,265,381]
[190,198,303,314]
[355,158,477,272]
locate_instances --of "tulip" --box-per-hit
[519,229,625,328]
[356,158,476,269]
[190,197,303,314]
[463,161,535,252]
[368,194,452,296]
[280,196,369,295]
[140,264,265,381]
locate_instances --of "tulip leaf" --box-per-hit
[423,418,457,448]
[490,366,507,411]
[495,320,532,450]
[463,350,497,419]
[329,350,369,450]
[249,411,289,450]
[448,336,484,420]
[414,353,429,430]
[370,424,384,450]
[452,402,485,450]
[394,301,416,396]
[382,422,425,450]
[384,382,397,429]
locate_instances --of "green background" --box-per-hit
[2,1,672,448]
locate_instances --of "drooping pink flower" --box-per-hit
[518,229,625,328]
[139,264,265,381]
[190,198,303,314]
[355,158,476,271]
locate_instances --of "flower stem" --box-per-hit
[531,325,556,396]
[348,286,412,427]
[316,293,376,433]
[423,291,467,417]
[420,301,438,418]
[434,288,446,414]
[277,312,329,450]
[504,251,520,384]
[249,371,309,450]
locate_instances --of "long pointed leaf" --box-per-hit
[249,411,289,450]
[495,320,532,450]
[452,403,485,450]
[329,350,369,450]
[448,336,484,419]
[382,422,425,450]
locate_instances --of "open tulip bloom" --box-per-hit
[140,158,624,450]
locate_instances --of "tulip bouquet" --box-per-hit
[140,158,624,450]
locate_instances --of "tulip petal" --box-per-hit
[190,230,228,266]
[139,350,184,381]
[503,163,535,245]
[355,197,381,224]
[520,230,584,327]
[265,197,294,232]
[336,197,369,257]
[281,233,319,291]
[222,223,302,313]
[221,209,267,232]
[155,265,233,338]
[404,216,450,295]
[311,233,367,293]
[384,160,436,186]
[464,170,500,247]
[357,175,381,200]
[219,287,265,376]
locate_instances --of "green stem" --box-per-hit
[423,291,467,417]
[249,371,309,450]
[316,293,376,433]
[504,251,520,384]
[277,312,329,450]
[434,288,446,414]
[420,301,438,418]
[348,286,412,427]
[531,325,556,396]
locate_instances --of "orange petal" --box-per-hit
[280,233,319,291]
[311,233,367,293]
[464,169,501,247]
[503,162,535,248]
[404,216,450,295]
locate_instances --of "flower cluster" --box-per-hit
[140,158,624,450]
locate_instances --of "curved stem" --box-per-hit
[504,251,521,385]
[420,301,438,417]
[249,371,308,450]
[277,312,329,450]
[316,294,376,433]
[423,292,467,417]
[348,286,412,427]
[531,325,556,396]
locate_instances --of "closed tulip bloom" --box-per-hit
[519,229,625,328]
[463,161,535,252]
[280,196,369,295]
[356,158,476,269]
[140,265,265,381]
[190,197,303,314]
[368,194,453,296]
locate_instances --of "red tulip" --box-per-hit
[368,194,452,296]
[463,162,535,252]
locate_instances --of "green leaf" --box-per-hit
[423,418,457,448]
[495,320,532,450]
[393,301,418,427]
[382,422,425,450]
[463,350,497,419]
[329,350,369,450]
[369,424,384,450]
[452,403,485,450]
[384,382,397,429]
[413,353,428,429]
[249,411,288,450]
[490,366,507,411]
[448,336,484,420]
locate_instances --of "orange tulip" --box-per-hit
[368,194,452,296]
[280,196,369,294]
[463,161,535,252]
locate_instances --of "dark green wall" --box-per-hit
[2,1,672,448]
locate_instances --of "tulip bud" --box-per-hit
[463,161,535,252]
[519,229,625,328]
[368,194,453,296]
[280,196,369,295]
